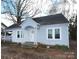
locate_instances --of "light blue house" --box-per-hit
[5,13,69,47]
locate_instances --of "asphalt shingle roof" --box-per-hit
[1,23,7,27]
[6,24,21,29]
[33,13,69,25]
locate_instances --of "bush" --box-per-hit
[17,43,21,46]
[1,40,17,46]
[69,24,77,40]
[37,43,46,48]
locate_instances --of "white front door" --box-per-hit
[28,29,34,42]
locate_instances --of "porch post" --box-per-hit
[34,28,38,45]
[4,30,6,42]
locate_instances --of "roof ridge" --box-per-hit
[33,13,63,19]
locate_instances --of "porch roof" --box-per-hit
[6,24,21,29]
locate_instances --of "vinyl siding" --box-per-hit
[10,18,38,44]
[37,23,69,47]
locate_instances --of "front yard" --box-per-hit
[1,40,76,59]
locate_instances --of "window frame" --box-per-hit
[21,31,22,38]
[54,28,61,40]
[17,31,24,38]
[17,31,20,38]
[47,27,61,40]
[48,29,53,39]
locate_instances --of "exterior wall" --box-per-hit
[37,23,69,47]
[20,18,38,44]
[11,29,24,43]
[6,18,38,44]
[11,28,37,44]
[5,18,69,47]
[20,18,38,29]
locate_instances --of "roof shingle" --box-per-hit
[33,13,69,25]
[6,24,21,29]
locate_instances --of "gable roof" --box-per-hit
[6,13,68,29]
[1,23,7,28]
[33,13,69,25]
[6,24,21,29]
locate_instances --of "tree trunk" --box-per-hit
[17,16,21,25]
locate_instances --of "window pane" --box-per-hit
[55,29,60,39]
[48,29,52,39]
[17,31,20,38]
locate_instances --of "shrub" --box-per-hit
[37,43,46,48]
[17,43,21,46]
[1,40,17,46]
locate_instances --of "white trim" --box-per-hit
[54,27,62,40]
[16,30,24,39]
[46,27,61,40]
[47,28,53,39]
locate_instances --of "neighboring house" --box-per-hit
[1,23,7,33]
[1,23,7,41]
[5,13,69,47]
[1,23,13,41]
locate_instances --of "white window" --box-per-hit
[17,31,23,38]
[48,29,53,39]
[47,28,61,40]
[55,29,60,39]
[21,31,22,38]
[17,31,20,38]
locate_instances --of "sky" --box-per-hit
[1,0,77,27]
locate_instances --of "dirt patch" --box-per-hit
[1,40,77,59]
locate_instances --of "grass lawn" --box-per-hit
[1,40,76,59]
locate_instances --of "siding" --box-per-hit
[21,18,38,29]
[37,23,69,47]
[12,29,25,43]
[11,18,38,44]
[6,18,69,47]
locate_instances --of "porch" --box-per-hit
[1,31,12,42]
[1,36,12,42]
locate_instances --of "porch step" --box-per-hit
[22,42,36,48]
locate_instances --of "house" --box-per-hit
[5,13,69,47]
[1,23,7,33]
[1,23,7,41]
[1,23,12,41]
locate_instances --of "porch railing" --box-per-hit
[1,36,12,41]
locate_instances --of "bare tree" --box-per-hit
[48,0,61,15]
[62,0,77,40]
[48,5,57,15]
[1,0,40,24]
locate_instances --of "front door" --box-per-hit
[28,29,34,42]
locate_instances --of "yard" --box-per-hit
[1,40,76,59]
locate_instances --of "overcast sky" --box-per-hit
[1,0,77,27]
